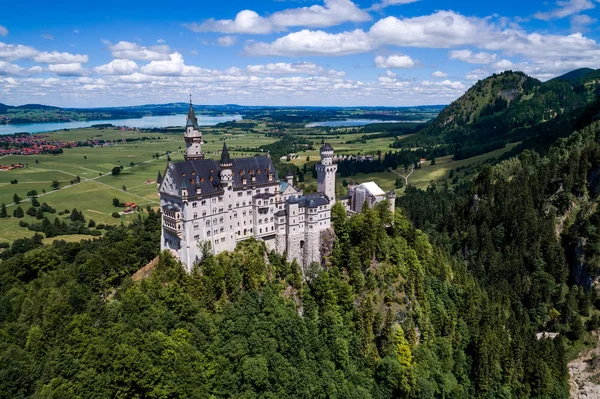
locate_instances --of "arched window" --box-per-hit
[206,220,210,226]
[193,212,197,218]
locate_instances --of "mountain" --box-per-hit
[398,69,600,157]
[551,68,595,83]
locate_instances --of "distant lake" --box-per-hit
[0,114,243,135]
[305,119,425,127]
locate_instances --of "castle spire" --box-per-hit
[186,94,198,129]
[220,141,232,167]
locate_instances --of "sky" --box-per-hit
[0,0,599,107]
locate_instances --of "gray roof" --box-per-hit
[320,143,334,152]
[186,102,198,128]
[288,192,330,208]
[162,204,180,212]
[231,156,276,187]
[161,155,277,198]
[275,210,287,217]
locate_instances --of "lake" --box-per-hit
[305,119,426,127]
[0,114,243,135]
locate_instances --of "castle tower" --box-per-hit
[184,95,204,161]
[386,189,397,213]
[219,142,233,183]
[316,143,337,203]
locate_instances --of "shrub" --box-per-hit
[88,219,96,228]
[96,224,105,230]
[26,207,37,217]
[13,206,24,218]
[111,212,120,218]
[18,220,28,227]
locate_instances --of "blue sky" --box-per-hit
[0,0,599,107]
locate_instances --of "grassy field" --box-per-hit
[402,142,520,190]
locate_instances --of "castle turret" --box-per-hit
[156,170,163,188]
[386,189,397,213]
[316,143,337,203]
[220,142,233,183]
[286,169,294,186]
[184,95,204,161]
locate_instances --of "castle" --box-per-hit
[158,101,337,272]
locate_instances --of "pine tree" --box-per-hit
[13,206,24,218]
[0,203,7,218]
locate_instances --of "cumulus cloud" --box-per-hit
[374,54,416,68]
[34,51,89,64]
[48,63,86,76]
[534,0,596,21]
[104,40,171,61]
[449,49,497,64]
[245,29,372,56]
[217,36,237,47]
[94,59,139,75]
[184,0,370,34]
[465,69,489,81]
[0,26,8,36]
[0,42,38,61]
[432,71,448,78]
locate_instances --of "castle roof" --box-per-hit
[160,155,277,198]
[288,192,330,208]
[157,170,163,185]
[320,143,334,152]
[357,181,386,196]
[186,101,198,129]
[220,141,231,165]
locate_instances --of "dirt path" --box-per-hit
[569,331,600,398]
[392,165,415,186]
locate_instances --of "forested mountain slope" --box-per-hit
[398,69,600,158]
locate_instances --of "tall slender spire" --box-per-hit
[186,94,198,128]
[220,141,231,167]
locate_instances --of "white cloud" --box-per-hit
[244,62,345,77]
[104,41,171,61]
[370,0,419,11]
[0,26,7,36]
[369,11,492,48]
[245,29,372,56]
[48,63,86,76]
[34,51,89,64]
[0,42,38,61]
[449,49,497,64]
[217,36,237,47]
[465,69,489,81]
[570,14,597,31]
[41,33,54,40]
[184,0,370,34]
[432,70,448,78]
[0,61,25,76]
[157,38,166,44]
[94,59,139,75]
[374,54,416,68]
[534,0,595,21]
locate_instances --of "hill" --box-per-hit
[551,68,595,82]
[397,69,600,157]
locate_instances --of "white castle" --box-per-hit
[158,101,397,272]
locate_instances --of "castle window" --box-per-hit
[190,179,194,184]
[249,169,253,175]
[219,217,224,223]
[210,169,214,173]
[221,237,225,242]
[206,220,210,226]
[220,227,224,233]
[257,169,261,174]
[194,235,200,240]
[209,176,214,181]
[202,211,206,216]
[181,172,186,176]
[260,228,262,233]
[193,202,197,208]
[236,202,240,207]
[200,177,204,183]
[207,231,211,236]
[202,200,206,205]
[191,171,196,175]
[259,219,262,224]
[193,212,198,218]
[237,192,242,197]
[213,218,218,224]
[239,170,243,175]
